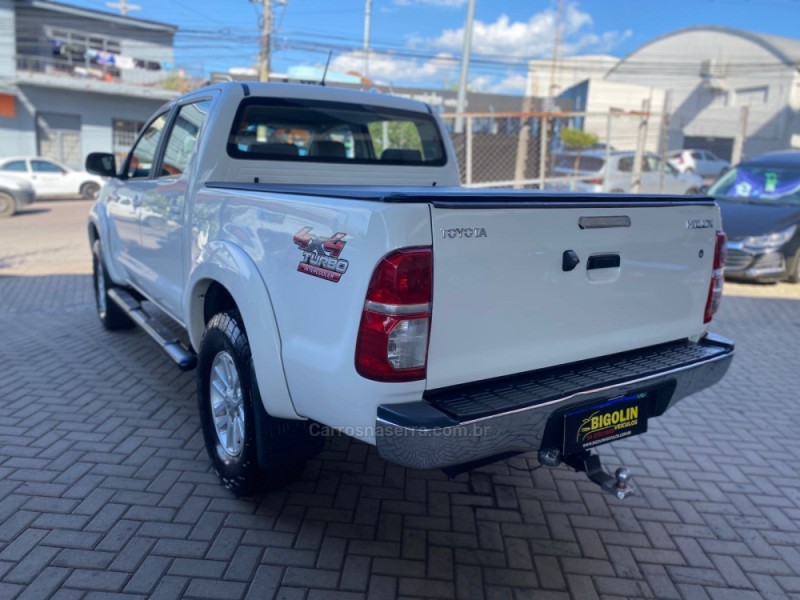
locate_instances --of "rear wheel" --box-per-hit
[198,311,306,496]
[0,192,16,218]
[92,239,134,330]
[81,182,101,200]
[685,167,695,175]
[685,187,699,195]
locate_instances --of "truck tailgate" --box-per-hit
[426,201,719,390]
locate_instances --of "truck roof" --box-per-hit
[184,81,434,115]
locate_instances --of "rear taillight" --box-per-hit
[704,231,726,323]
[585,177,604,185]
[678,155,684,164]
[355,247,432,382]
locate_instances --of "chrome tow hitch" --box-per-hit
[541,449,636,500]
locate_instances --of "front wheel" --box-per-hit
[81,182,101,200]
[92,239,134,330]
[789,251,800,284]
[0,192,16,218]
[198,311,306,496]
[685,187,699,195]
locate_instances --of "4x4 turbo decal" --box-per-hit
[293,226,349,282]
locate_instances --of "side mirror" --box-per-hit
[85,152,117,178]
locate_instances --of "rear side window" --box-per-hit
[227,97,447,166]
[555,156,604,172]
[1,160,27,172]
[160,100,212,177]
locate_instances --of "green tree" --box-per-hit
[560,128,600,176]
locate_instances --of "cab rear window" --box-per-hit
[227,97,447,166]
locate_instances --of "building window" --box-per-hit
[113,119,145,165]
[735,86,769,106]
[708,89,729,107]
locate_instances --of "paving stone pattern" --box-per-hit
[1,203,800,599]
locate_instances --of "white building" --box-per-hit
[525,55,619,98]
[605,26,800,160]
[558,79,668,152]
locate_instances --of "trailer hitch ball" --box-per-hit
[615,467,631,489]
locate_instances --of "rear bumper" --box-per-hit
[375,334,734,470]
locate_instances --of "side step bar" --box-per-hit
[108,288,197,371]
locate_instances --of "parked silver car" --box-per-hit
[0,174,36,218]
[667,149,730,178]
[548,151,705,195]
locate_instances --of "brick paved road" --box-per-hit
[2,201,800,599]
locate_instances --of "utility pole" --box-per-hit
[363,0,372,79]
[106,0,141,16]
[731,105,749,165]
[547,0,564,103]
[257,0,273,82]
[454,0,476,134]
[512,79,534,189]
[631,98,651,194]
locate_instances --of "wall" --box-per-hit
[0,85,165,166]
[606,29,798,154]
[0,0,15,78]
[559,79,667,152]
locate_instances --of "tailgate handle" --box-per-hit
[587,254,621,270]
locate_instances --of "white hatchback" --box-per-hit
[667,149,730,178]
[548,151,705,195]
[0,156,106,199]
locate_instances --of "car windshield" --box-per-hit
[708,164,800,205]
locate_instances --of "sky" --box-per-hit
[67,0,800,94]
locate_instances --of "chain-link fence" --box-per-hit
[442,106,744,194]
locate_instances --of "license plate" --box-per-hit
[563,392,648,456]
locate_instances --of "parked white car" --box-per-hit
[0,156,106,199]
[667,149,730,178]
[549,151,705,194]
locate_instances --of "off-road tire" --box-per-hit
[92,239,135,330]
[0,192,16,218]
[81,182,101,200]
[198,311,306,496]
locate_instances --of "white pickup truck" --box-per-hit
[87,82,734,497]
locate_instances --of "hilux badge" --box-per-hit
[686,219,714,229]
